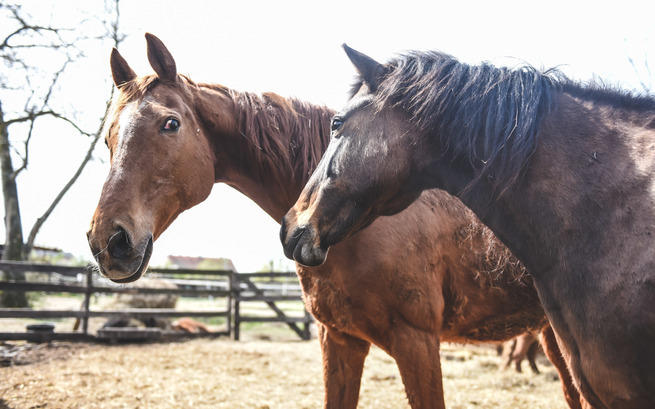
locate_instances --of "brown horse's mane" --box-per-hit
[109,74,334,187]
[213,85,334,186]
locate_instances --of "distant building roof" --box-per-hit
[165,255,236,271]
[0,244,74,262]
[0,244,63,254]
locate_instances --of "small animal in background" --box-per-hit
[498,331,541,374]
[172,317,210,334]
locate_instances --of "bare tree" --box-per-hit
[0,1,124,306]
[627,53,653,93]
[625,37,654,94]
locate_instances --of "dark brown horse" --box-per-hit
[87,35,576,409]
[281,45,655,408]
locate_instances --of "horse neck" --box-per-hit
[440,92,655,277]
[194,84,333,221]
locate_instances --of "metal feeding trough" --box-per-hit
[26,323,55,333]
[97,327,162,343]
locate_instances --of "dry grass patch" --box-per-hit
[1,339,567,408]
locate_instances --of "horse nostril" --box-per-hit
[107,227,132,260]
[282,225,308,260]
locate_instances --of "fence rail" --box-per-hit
[0,261,312,342]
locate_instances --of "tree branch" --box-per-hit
[3,110,57,127]
[23,0,124,256]
[6,109,93,180]
[1,4,75,51]
[627,55,651,93]
[4,110,90,137]
[10,117,35,179]
[10,57,73,179]
[42,59,71,107]
[24,86,115,255]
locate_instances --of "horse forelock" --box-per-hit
[111,73,200,114]
[103,75,160,142]
[104,74,202,142]
[114,75,159,111]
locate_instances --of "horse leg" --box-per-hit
[526,337,540,374]
[512,332,535,373]
[540,325,593,409]
[318,323,371,409]
[501,338,517,371]
[387,323,445,409]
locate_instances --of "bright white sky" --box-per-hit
[3,0,655,272]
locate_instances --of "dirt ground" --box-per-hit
[0,338,567,409]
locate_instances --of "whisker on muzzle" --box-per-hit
[92,229,123,258]
[290,228,305,239]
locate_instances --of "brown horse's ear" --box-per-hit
[110,48,136,87]
[343,44,384,91]
[145,33,177,83]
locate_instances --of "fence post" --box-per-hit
[226,271,233,338]
[82,266,93,336]
[233,274,240,341]
[302,308,312,340]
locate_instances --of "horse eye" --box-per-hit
[331,117,344,133]
[162,117,180,132]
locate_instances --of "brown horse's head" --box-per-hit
[280,46,430,267]
[87,34,216,282]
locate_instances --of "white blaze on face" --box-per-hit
[104,98,155,239]
[292,136,345,228]
[113,97,151,175]
[112,101,138,173]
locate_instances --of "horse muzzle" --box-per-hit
[88,225,153,283]
[280,217,328,267]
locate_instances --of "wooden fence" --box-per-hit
[233,272,312,341]
[0,261,312,342]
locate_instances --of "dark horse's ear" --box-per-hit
[110,48,136,87]
[343,44,384,91]
[145,33,177,83]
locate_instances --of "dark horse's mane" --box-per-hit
[362,51,655,195]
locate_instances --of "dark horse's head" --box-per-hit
[281,45,554,266]
[280,46,431,266]
[87,34,216,283]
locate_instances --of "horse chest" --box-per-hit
[296,270,360,332]
[296,266,441,340]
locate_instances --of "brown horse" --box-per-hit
[281,45,655,408]
[87,34,575,409]
[499,331,541,374]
